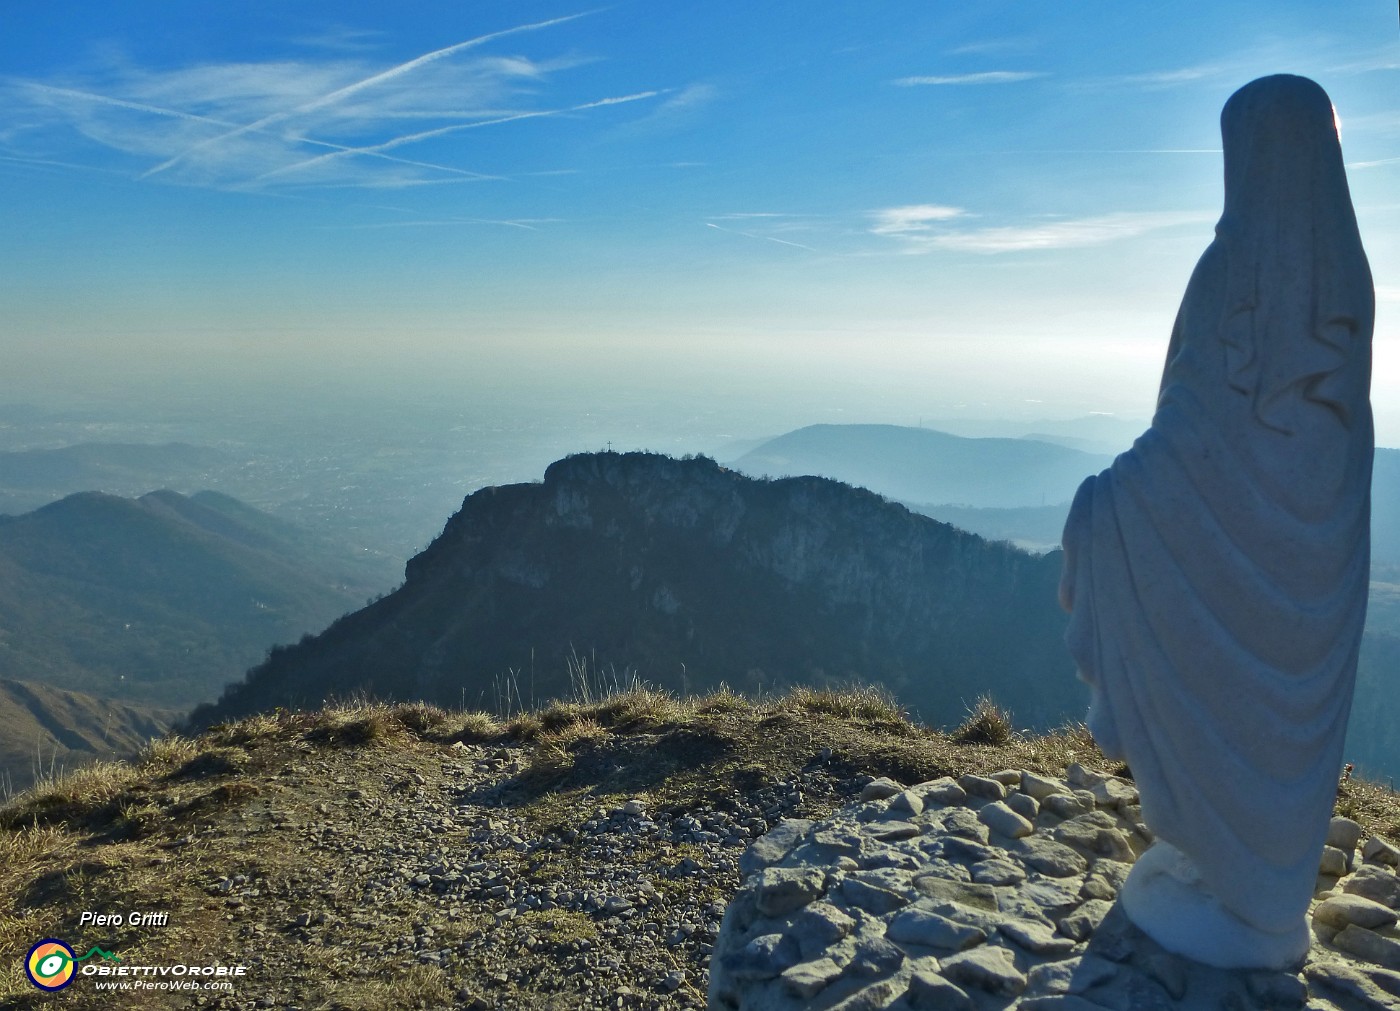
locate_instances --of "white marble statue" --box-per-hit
[1059,74,1374,970]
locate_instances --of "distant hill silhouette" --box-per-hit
[0,678,178,796]
[0,442,231,516]
[192,453,1084,733]
[738,427,1400,572]
[730,424,1112,509]
[0,490,397,708]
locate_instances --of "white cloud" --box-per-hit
[869,204,966,236]
[871,209,1213,254]
[141,11,594,180]
[255,91,659,185]
[893,72,1044,86]
[1347,156,1400,170]
[1114,64,1224,87]
[0,9,660,193]
[1377,286,1400,304]
[945,38,1033,57]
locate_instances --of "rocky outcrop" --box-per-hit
[195,453,1078,730]
[712,769,1400,1010]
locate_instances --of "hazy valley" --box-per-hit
[2,406,1397,794]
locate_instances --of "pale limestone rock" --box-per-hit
[1314,893,1400,931]
[971,859,1026,887]
[1042,793,1093,820]
[839,876,909,915]
[725,932,800,981]
[1014,836,1089,878]
[912,876,998,911]
[1065,764,1108,790]
[978,801,1034,839]
[1305,960,1400,1010]
[998,918,1077,957]
[887,908,986,951]
[1328,816,1364,852]
[1053,813,1134,862]
[1057,898,1115,942]
[740,819,813,875]
[828,978,903,1011]
[860,777,903,802]
[957,774,1006,801]
[1343,864,1400,909]
[1321,845,1352,876]
[914,777,968,807]
[790,902,854,957]
[1332,924,1400,971]
[1021,771,1071,800]
[848,935,904,976]
[938,945,1027,997]
[1007,792,1040,821]
[935,807,989,843]
[756,867,827,916]
[906,971,974,1011]
[1088,778,1138,810]
[780,958,842,999]
[871,820,921,843]
[891,790,925,817]
[1061,74,1374,970]
[1363,835,1400,867]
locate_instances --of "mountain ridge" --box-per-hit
[192,451,1081,732]
[0,488,397,708]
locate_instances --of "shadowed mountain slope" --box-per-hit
[0,442,231,516]
[0,490,396,708]
[0,678,179,796]
[193,453,1082,732]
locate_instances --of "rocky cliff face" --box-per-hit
[193,453,1080,730]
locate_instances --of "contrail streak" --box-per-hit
[255,91,659,183]
[16,80,499,182]
[138,9,596,180]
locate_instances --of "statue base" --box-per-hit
[1119,841,1310,971]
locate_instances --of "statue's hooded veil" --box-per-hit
[1061,74,1373,933]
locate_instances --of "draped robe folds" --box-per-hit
[1060,74,1374,958]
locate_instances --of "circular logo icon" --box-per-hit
[26,939,77,991]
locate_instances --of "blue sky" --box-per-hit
[2,2,1398,439]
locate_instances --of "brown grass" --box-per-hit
[2,683,1397,1009]
[951,694,1017,746]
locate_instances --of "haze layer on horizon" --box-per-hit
[3,3,1398,442]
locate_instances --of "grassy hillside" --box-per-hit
[2,688,1395,1009]
[0,679,179,798]
[0,490,398,707]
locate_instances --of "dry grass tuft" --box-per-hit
[137,735,202,769]
[503,712,545,741]
[691,685,748,715]
[389,701,453,737]
[0,758,139,830]
[951,694,1016,746]
[1336,775,1400,843]
[452,710,501,741]
[303,702,408,748]
[209,709,303,748]
[538,700,590,732]
[525,718,610,781]
[783,684,910,727]
[313,962,453,1010]
[589,686,687,730]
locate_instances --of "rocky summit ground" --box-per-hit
[2,688,1397,1011]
